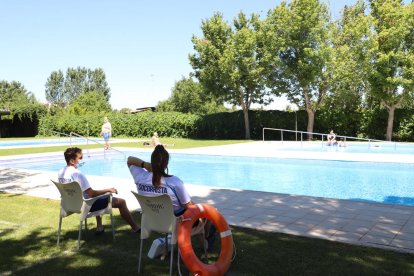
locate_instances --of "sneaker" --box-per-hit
[95,227,105,236]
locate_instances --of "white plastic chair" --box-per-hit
[132,192,178,275]
[52,180,115,250]
[132,191,207,275]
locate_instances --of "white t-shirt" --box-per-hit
[129,165,191,213]
[58,166,91,198]
[102,122,112,134]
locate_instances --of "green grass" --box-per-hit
[0,138,252,157]
[1,193,413,275]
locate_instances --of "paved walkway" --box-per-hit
[1,142,414,254]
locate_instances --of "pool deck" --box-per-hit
[1,141,414,254]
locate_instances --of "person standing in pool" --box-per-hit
[58,147,140,234]
[100,116,112,150]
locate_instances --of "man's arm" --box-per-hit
[127,156,152,171]
[85,187,117,198]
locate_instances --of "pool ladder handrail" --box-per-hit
[69,132,127,160]
[262,127,398,150]
[41,129,73,143]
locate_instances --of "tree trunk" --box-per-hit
[385,105,395,141]
[306,109,315,140]
[303,86,315,140]
[242,106,251,139]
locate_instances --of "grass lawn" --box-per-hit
[1,193,413,275]
[0,138,253,157]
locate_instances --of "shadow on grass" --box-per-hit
[1,190,414,275]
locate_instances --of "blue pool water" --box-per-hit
[0,138,87,147]
[3,151,414,206]
[279,142,414,155]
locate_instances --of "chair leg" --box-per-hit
[138,238,143,273]
[78,221,83,250]
[57,217,62,246]
[110,213,115,241]
[169,242,174,276]
[85,218,88,231]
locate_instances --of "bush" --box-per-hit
[39,112,200,138]
[38,108,414,141]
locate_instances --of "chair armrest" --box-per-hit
[83,192,112,205]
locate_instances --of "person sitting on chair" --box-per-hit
[327,130,337,146]
[58,147,140,234]
[127,145,214,250]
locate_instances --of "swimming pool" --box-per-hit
[275,141,414,155]
[3,150,414,206]
[0,138,87,147]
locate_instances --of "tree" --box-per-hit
[367,0,414,141]
[45,67,111,107]
[0,80,36,107]
[190,12,272,139]
[45,70,65,106]
[0,80,45,119]
[327,1,372,112]
[67,91,112,115]
[264,0,331,139]
[157,76,227,114]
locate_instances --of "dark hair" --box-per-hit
[64,147,82,164]
[151,145,171,187]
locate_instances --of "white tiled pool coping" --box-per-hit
[1,141,414,254]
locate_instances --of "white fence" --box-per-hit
[262,128,397,150]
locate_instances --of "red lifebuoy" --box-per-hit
[178,204,234,276]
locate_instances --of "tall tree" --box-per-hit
[264,0,331,139]
[0,80,36,106]
[67,91,112,115]
[190,12,273,139]
[45,67,111,107]
[45,70,65,106]
[87,68,111,102]
[157,76,227,114]
[368,0,414,141]
[328,1,372,112]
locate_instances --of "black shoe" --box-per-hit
[206,225,216,252]
[95,227,105,236]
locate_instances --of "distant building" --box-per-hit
[128,107,156,114]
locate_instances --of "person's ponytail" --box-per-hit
[151,145,170,187]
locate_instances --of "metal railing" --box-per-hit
[262,127,398,150]
[41,129,71,138]
[69,132,126,160]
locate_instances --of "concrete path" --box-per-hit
[1,141,414,254]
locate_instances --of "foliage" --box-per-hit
[0,80,46,120]
[67,91,112,115]
[359,108,414,141]
[157,76,227,114]
[37,108,414,141]
[328,1,372,114]
[190,12,272,139]
[367,0,414,140]
[263,0,332,138]
[45,67,111,108]
[39,111,201,138]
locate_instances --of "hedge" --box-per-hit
[38,109,414,141]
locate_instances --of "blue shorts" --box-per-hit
[103,133,110,141]
[90,197,109,212]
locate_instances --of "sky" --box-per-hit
[0,0,377,110]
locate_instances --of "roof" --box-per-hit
[129,107,156,114]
